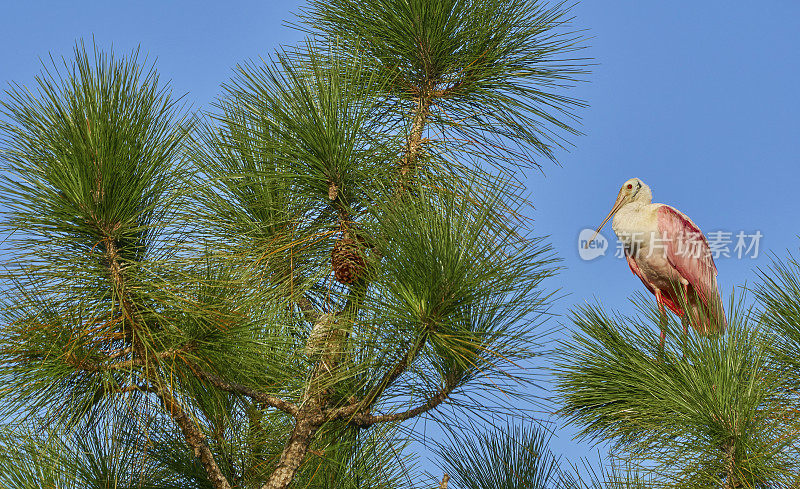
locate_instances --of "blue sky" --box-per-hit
[3,0,800,480]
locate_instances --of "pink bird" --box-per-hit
[586,178,726,346]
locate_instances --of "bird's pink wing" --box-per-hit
[656,205,718,306]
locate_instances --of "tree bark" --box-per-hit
[723,439,740,488]
[260,308,343,489]
[157,383,233,489]
[399,95,432,180]
[261,403,322,489]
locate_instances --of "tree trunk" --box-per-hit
[261,405,321,489]
[723,439,740,489]
[262,83,434,489]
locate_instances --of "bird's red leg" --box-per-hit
[655,289,667,350]
[681,282,690,336]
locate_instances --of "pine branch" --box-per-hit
[555,296,799,486]
[350,373,458,427]
[64,347,185,372]
[723,438,741,489]
[359,332,428,410]
[155,381,233,489]
[433,421,566,489]
[399,92,432,180]
[262,281,367,489]
[186,360,299,417]
[107,227,233,489]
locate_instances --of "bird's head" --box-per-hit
[584,178,653,249]
[618,177,652,204]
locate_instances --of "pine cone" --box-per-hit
[331,236,366,285]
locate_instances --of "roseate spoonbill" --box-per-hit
[586,178,726,346]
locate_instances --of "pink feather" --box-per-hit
[656,205,726,332]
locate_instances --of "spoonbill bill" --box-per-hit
[586,178,726,346]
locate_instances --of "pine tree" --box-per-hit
[555,290,800,488]
[430,418,654,488]
[0,1,587,487]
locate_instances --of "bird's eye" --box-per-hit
[626,184,633,189]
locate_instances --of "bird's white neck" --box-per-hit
[612,200,657,247]
[632,184,653,204]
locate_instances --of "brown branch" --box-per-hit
[400,95,432,178]
[106,346,132,361]
[359,333,428,410]
[349,378,457,427]
[260,296,357,489]
[102,235,139,329]
[156,383,232,489]
[261,88,436,486]
[723,439,741,488]
[438,474,450,489]
[319,332,429,425]
[101,231,233,489]
[186,360,299,417]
